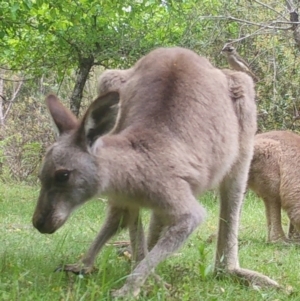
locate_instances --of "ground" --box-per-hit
[0,184,299,301]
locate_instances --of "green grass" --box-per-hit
[0,184,299,301]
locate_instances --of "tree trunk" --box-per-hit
[0,75,4,126]
[286,0,300,50]
[70,56,94,117]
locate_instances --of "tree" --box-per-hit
[0,0,200,116]
[4,0,300,182]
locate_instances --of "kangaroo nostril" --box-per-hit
[32,214,47,233]
[32,215,45,230]
[32,214,56,234]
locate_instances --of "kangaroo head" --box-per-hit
[32,92,119,234]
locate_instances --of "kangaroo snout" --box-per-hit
[32,188,75,234]
[32,212,56,234]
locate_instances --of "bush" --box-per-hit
[0,97,54,183]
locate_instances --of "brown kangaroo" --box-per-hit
[248,130,300,243]
[32,47,278,298]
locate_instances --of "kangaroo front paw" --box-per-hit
[111,285,140,299]
[55,263,96,275]
[229,268,280,289]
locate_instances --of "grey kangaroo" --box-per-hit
[32,47,278,298]
[248,130,300,243]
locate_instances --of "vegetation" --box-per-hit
[1,0,300,181]
[1,1,300,299]
[0,186,299,301]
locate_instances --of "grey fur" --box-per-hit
[32,47,278,298]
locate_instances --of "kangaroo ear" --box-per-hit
[46,94,78,135]
[78,91,120,146]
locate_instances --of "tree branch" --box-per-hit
[3,79,24,120]
[285,0,294,12]
[0,76,34,82]
[253,0,289,21]
[198,15,294,30]
[223,22,289,47]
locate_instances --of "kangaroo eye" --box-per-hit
[54,169,70,183]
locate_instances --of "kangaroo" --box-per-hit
[32,47,278,298]
[248,130,300,243]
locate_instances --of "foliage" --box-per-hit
[0,0,202,77]
[1,0,210,114]
[205,1,300,132]
[0,96,53,183]
[1,0,300,181]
